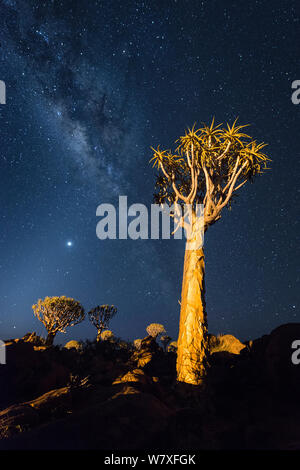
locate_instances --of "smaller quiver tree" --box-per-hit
[150,119,271,384]
[32,296,85,346]
[88,305,117,342]
[146,323,166,339]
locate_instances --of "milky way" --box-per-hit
[0,0,146,194]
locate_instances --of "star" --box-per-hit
[66,241,73,247]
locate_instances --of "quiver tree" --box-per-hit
[32,296,85,346]
[88,305,117,342]
[150,119,270,385]
[146,323,166,339]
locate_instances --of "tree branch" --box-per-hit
[217,141,231,161]
[218,163,247,210]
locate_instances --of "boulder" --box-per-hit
[246,334,270,357]
[130,335,159,368]
[64,340,82,351]
[0,387,71,440]
[112,368,149,386]
[0,340,70,408]
[27,387,71,417]
[111,368,161,396]
[264,323,300,393]
[0,404,39,440]
[209,334,246,355]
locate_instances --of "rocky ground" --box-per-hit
[0,323,300,450]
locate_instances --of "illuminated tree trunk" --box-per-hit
[176,246,208,385]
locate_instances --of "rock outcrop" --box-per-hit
[209,334,246,355]
[64,340,82,351]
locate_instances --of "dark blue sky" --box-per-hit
[0,0,299,344]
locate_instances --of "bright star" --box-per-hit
[66,241,73,247]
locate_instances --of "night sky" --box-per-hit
[0,0,299,345]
